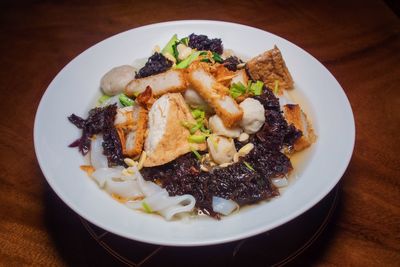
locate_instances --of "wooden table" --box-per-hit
[1,0,399,266]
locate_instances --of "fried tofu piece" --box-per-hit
[187,62,243,128]
[143,93,206,167]
[114,105,148,158]
[247,46,294,90]
[125,69,187,97]
[283,104,316,151]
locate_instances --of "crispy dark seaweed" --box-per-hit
[188,33,223,54]
[135,52,173,78]
[68,104,125,166]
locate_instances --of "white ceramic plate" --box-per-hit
[34,20,355,246]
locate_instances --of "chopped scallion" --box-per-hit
[230,82,247,99]
[181,121,196,129]
[212,52,224,63]
[175,51,202,69]
[142,201,153,213]
[98,94,111,104]
[230,80,264,98]
[244,161,255,171]
[180,37,189,46]
[191,108,205,119]
[250,80,264,96]
[274,80,279,94]
[190,147,202,160]
[161,34,178,57]
[188,134,207,143]
[119,94,134,106]
[200,125,211,134]
[189,124,201,134]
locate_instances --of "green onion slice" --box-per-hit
[212,52,224,63]
[229,82,247,99]
[191,108,205,119]
[98,94,111,104]
[274,80,279,94]
[244,161,255,171]
[119,94,134,106]
[190,147,202,160]
[142,201,153,213]
[250,80,264,96]
[161,34,178,57]
[188,134,207,143]
[175,51,202,69]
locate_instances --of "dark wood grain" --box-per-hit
[0,0,399,266]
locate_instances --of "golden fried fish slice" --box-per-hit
[125,69,187,97]
[187,62,243,128]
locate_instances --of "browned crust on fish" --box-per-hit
[125,69,188,97]
[186,62,243,128]
[115,106,148,158]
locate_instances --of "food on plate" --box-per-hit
[208,114,242,138]
[246,46,294,90]
[283,104,316,151]
[101,65,137,96]
[125,69,187,97]
[239,98,265,134]
[183,88,211,111]
[187,62,243,128]
[114,105,148,158]
[68,33,316,220]
[143,93,207,167]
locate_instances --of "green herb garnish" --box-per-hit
[142,201,153,213]
[212,52,224,63]
[175,51,202,69]
[161,34,178,57]
[200,125,211,134]
[229,80,264,99]
[119,94,134,106]
[274,80,279,94]
[191,108,205,119]
[180,37,189,46]
[98,94,111,104]
[172,42,180,62]
[250,80,263,96]
[244,161,255,171]
[181,121,201,134]
[188,134,207,143]
[190,147,202,160]
[230,82,247,99]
